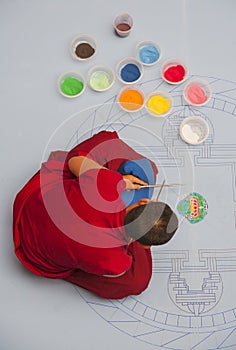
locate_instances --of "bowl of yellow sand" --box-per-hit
[145,90,173,117]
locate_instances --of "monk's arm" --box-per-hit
[68,156,106,177]
[68,156,147,189]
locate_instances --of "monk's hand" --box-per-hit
[123,175,148,190]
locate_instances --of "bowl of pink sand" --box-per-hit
[183,78,212,106]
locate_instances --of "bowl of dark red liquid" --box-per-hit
[113,14,133,37]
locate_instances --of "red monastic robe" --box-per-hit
[13,131,157,299]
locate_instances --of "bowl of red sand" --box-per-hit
[118,85,145,112]
[161,59,187,84]
[183,78,212,106]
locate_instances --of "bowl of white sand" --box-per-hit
[179,116,209,145]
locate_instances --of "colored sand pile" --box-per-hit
[147,95,171,115]
[185,84,208,105]
[60,77,84,96]
[163,64,185,83]
[177,192,208,224]
[119,89,144,111]
[120,63,141,83]
[89,71,111,91]
[181,124,200,143]
[75,42,95,59]
[138,45,160,64]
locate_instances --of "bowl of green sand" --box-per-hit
[87,65,115,92]
[57,72,86,98]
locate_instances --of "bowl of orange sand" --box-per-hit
[118,85,145,112]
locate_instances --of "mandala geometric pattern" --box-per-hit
[45,75,236,349]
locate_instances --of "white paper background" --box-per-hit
[1,1,236,349]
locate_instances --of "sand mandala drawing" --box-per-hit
[45,75,236,349]
[177,192,208,224]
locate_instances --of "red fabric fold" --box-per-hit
[13,130,155,298]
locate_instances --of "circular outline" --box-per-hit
[45,74,236,349]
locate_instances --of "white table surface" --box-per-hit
[1,1,236,349]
